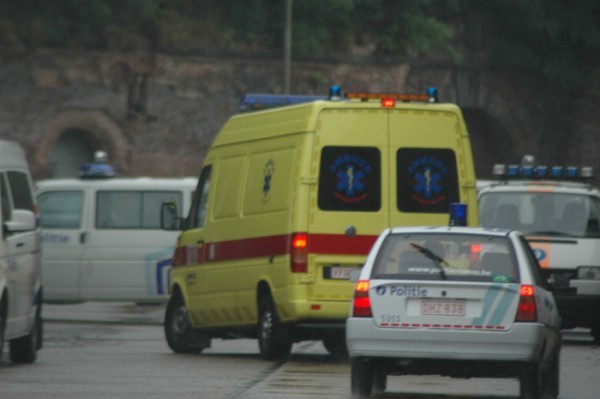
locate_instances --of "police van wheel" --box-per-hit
[165,293,198,354]
[9,308,40,364]
[258,295,292,360]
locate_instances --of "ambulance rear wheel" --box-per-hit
[165,292,198,354]
[258,294,292,360]
[322,331,348,358]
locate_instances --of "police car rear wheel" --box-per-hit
[351,358,374,397]
[165,293,197,354]
[519,362,542,399]
[258,295,291,360]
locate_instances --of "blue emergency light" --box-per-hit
[449,203,467,226]
[79,151,116,179]
[426,87,438,103]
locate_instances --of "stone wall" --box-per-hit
[1,48,599,181]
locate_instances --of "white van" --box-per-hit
[0,140,43,364]
[36,161,196,303]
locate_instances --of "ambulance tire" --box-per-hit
[165,292,199,354]
[258,294,292,360]
[351,358,374,397]
[519,362,542,399]
[322,331,348,358]
[9,306,40,364]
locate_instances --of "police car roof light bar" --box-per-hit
[492,163,593,181]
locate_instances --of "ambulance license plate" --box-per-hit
[324,266,353,280]
[421,300,465,316]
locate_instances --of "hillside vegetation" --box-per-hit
[0,0,599,89]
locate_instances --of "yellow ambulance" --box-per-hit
[162,86,479,359]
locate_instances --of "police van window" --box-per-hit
[396,148,459,213]
[6,171,34,211]
[38,191,84,229]
[189,165,212,228]
[96,191,182,229]
[318,146,381,211]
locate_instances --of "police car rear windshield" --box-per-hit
[371,233,518,283]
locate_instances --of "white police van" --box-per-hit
[0,140,43,364]
[36,152,196,303]
[479,156,600,343]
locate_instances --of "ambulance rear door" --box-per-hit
[309,107,390,302]
[388,108,463,227]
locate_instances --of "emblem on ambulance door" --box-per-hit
[262,159,275,203]
[408,156,449,206]
[330,154,373,203]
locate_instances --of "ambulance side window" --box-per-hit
[189,166,212,228]
[38,191,84,229]
[318,146,381,211]
[396,148,459,213]
[1,173,11,222]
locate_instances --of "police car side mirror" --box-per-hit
[161,200,182,231]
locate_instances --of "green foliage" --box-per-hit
[0,0,598,88]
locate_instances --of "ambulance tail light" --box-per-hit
[291,233,308,273]
[352,280,372,317]
[515,285,537,322]
[171,247,186,268]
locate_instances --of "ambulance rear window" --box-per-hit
[396,148,460,213]
[318,146,381,212]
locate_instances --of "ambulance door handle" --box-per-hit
[80,232,87,244]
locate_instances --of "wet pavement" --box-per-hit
[43,301,165,325]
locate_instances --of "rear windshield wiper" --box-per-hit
[409,242,448,280]
[527,230,578,237]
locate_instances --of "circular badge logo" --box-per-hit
[376,286,386,296]
[408,156,449,205]
[329,154,373,203]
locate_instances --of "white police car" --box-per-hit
[346,226,561,399]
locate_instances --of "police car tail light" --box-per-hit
[352,280,372,317]
[515,285,537,322]
[291,233,308,273]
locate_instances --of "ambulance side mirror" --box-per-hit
[161,199,183,231]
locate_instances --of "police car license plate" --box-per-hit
[421,300,465,316]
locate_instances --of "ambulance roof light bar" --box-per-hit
[239,85,439,112]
